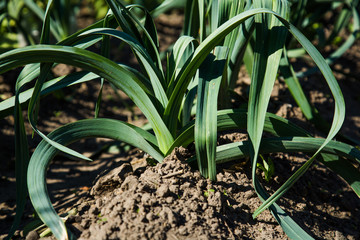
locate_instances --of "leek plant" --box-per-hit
[0,0,359,239]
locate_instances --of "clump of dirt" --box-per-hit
[70,148,286,240]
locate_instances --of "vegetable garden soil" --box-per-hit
[1,9,360,240]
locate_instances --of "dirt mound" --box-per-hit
[71,148,286,240]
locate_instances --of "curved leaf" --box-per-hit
[28,119,163,240]
[213,136,360,214]
[75,28,168,108]
[0,45,173,153]
[254,7,346,218]
[0,63,153,119]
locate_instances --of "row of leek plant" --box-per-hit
[0,0,79,48]
[0,0,360,239]
[283,0,360,141]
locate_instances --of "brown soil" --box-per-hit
[48,146,359,240]
[1,7,360,240]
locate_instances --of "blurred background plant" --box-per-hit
[288,0,359,52]
[87,0,165,20]
[282,0,360,140]
[0,0,80,52]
